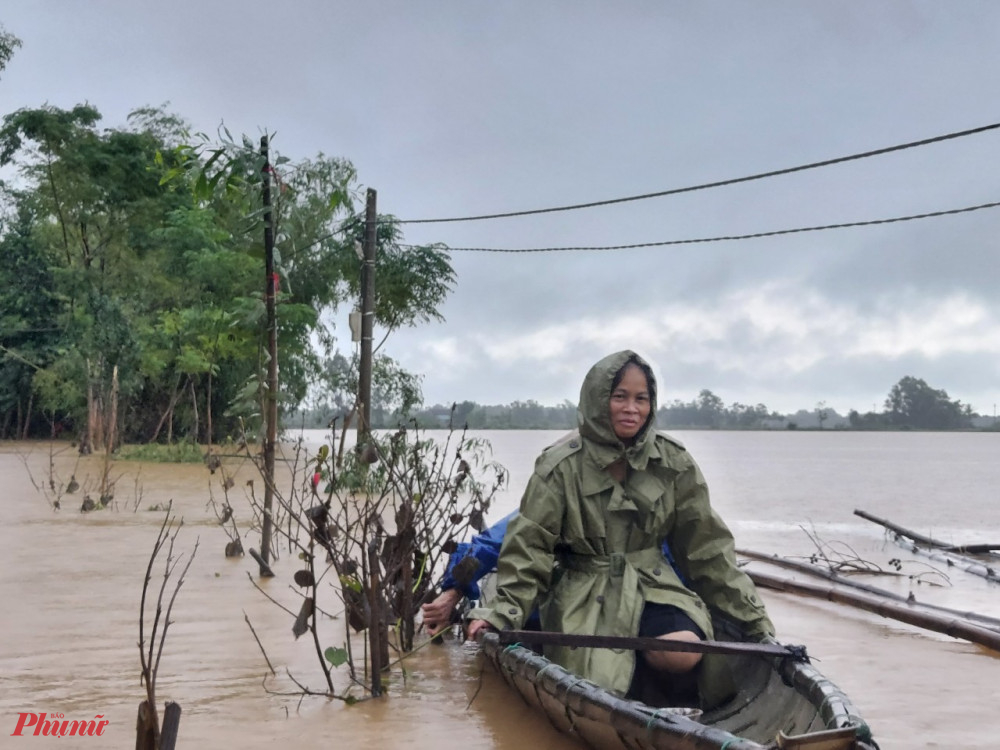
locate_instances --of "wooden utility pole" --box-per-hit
[357,188,377,444]
[260,135,277,573]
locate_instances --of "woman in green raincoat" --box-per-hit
[466,350,774,707]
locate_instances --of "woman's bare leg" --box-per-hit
[642,629,703,674]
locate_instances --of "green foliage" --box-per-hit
[0,24,21,79]
[0,204,63,423]
[0,103,101,165]
[338,574,362,593]
[387,394,776,430]
[344,382,986,432]
[883,376,973,430]
[117,442,205,463]
[323,646,348,668]
[339,218,455,332]
[847,409,884,429]
[303,351,424,428]
[299,425,506,663]
[0,102,455,442]
[31,357,86,421]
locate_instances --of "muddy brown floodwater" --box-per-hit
[2,432,1000,749]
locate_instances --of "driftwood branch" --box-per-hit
[746,567,1000,652]
[854,509,947,547]
[942,543,1000,554]
[855,508,1000,583]
[855,508,1000,557]
[889,535,1000,585]
[244,611,277,676]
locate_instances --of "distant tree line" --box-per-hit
[297,375,995,432]
[380,392,787,431]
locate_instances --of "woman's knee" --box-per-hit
[642,630,703,674]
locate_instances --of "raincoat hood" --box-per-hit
[576,350,659,470]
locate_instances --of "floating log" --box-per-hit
[853,509,942,546]
[738,548,1000,632]
[854,509,1000,584]
[855,508,1000,558]
[746,567,1000,653]
[942,544,1000,554]
[890,536,1000,585]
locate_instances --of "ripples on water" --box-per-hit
[2,431,1000,748]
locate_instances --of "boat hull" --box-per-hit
[478,619,877,750]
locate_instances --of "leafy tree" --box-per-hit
[0,105,455,443]
[697,389,725,427]
[884,376,972,429]
[451,400,479,428]
[727,402,773,429]
[658,398,698,427]
[848,409,887,430]
[308,350,423,428]
[0,104,190,446]
[658,389,727,428]
[0,24,20,79]
[815,400,828,429]
[0,204,62,436]
[180,129,454,439]
[335,215,455,350]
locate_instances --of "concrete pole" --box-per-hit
[260,135,277,572]
[357,188,377,444]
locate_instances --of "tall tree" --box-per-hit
[0,104,189,446]
[0,204,62,437]
[884,376,972,429]
[184,129,455,438]
[0,105,457,443]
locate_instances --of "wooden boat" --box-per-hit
[478,616,878,750]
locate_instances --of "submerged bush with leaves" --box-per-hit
[238,422,506,702]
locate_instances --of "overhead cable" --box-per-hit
[397,122,1000,225]
[424,199,1000,253]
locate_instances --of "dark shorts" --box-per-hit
[638,602,706,639]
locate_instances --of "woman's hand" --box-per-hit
[464,618,495,641]
[420,588,463,634]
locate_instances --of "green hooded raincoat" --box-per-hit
[469,350,774,706]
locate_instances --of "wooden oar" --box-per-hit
[496,630,808,661]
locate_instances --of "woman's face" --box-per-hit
[609,363,651,442]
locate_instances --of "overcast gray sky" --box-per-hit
[4,2,1000,416]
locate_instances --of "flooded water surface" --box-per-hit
[2,430,999,749]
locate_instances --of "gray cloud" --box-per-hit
[4,1,1000,415]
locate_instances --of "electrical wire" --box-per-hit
[396,121,1000,225]
[419,199,1000,253]
[258,123,1000,257]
